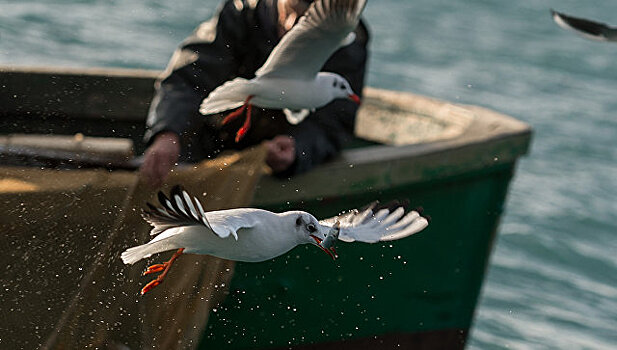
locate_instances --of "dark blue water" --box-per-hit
[2,0,617,348]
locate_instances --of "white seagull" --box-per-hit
[121,185,429,295]
[551,9,617,42]
[199,0,366,142]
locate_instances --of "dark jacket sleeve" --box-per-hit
[144,1,248,146]
[287,21,370,175]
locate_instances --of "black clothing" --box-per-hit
[145,0,369,175]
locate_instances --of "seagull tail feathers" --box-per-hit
[121,244,154,265]
[199,77,251,115]
[121,240,181,265]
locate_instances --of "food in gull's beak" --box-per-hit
[319,221,340,259]
[310,233,336,260]
[321,221,340,249]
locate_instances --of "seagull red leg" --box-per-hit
[221,95,255,125]
[235,101,253,142]
[141,248,185,295]
[221,103,247,125]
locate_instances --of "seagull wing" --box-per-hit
[204,208,268,241]
[142,185,257,240]
[255,0,366,80]
[551,9,617,42]
[142,185,214,235]
[319,201,430,243]
[199,77,252,115]
[122,186,264,265]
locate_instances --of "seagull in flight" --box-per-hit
[121,185,429,295]
[199,0,365,142]
[551,9,617,42]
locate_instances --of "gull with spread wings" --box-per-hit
[121,185,429,295]
[199,0,366,142]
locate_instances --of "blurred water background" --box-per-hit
[2,0,617,348]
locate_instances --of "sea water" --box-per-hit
[2,0,617,348]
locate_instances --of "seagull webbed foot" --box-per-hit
[140,248,185,295]
[221,103,248,125]
[143,263,167,275]
[235,103,253,142]
[141,279,162,295]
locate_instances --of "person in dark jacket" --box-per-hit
[141,0,369,187]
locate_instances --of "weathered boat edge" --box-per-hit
[252,87,532,206]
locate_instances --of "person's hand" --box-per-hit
[140,131,181,188]
[265,135,296,173]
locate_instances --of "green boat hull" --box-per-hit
[200,166,514,349]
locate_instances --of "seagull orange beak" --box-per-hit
[348,93,361,105]
[310,234,336,260]
[310,234,322,244]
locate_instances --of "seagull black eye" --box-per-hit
[306,223,317,233]
[296,216,302,226]
[332,81,337,87]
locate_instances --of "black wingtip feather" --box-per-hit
[413,206,431,223]
[146,202,158,212]
[162,185,189,216]
[413,206,424,215]
[371,200,430,224]
[170,184,185,198]
[141,185,213,234]
[358,200,379,212]
[158,190,170,208]
[371,199,410,213]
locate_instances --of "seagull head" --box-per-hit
[319,72,361,106]
[285,211,335,259]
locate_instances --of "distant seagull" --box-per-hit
[121,185,429,295]
[551,9,617,42]
[199,0,365,142]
